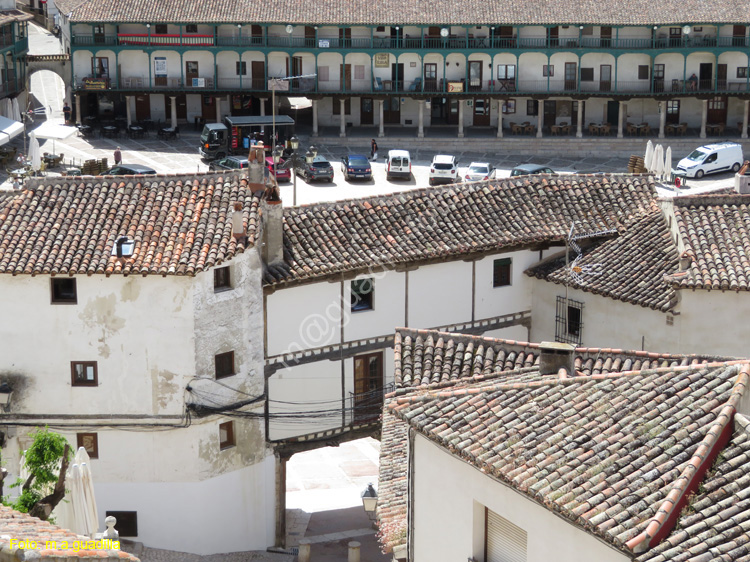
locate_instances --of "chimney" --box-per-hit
[539,342,576,376]
[232,202,245,239]
[678,252,693,272]
[735,160,750,193]
[262,199,284,264]
[247,144,267,195]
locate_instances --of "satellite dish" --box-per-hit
[682,25,691,34]
[286,24,293,34]
[440,28,449,38]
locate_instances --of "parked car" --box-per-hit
[674,142,743,178]
[296,155,334,182]
[464,162,497,182]
[341,154,372,181]
[429,154,459,185]
[510,163,557,177]
[265,156,291,182]
[386,149,412,181]
[102,164,157,176]
[209,156,250,171]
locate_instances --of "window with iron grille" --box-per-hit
[493,258,512,287]
[555,296,583,345]
[215,351,235,379]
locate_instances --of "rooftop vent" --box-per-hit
[111,236,135,258]
[539,341,575,376]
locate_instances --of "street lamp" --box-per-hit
[361,482,378,521]
[279,137,317,206]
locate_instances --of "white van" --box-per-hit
[386,150,412,181]
[675,142,743,178]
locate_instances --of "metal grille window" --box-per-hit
[555,296,583,345]
[486,508,527,562]
[215,351,235,379]
[493,258,512,287]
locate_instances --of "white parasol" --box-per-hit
[68,464,88,536]
[653,144,664,179]
[79,462,99,537]
[29,122,77,155]
[665,146,673,183]
[27,133,41,172]
[11,98,20,122]
[644,140,654,171]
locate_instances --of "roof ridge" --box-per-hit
[625,364,750,553]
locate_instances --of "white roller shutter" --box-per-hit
[486,509,527,562]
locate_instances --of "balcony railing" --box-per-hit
[70,32,750,50]
[72,74,750,96]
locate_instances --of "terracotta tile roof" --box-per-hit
[635,421,750,562]
[263,175,658,286]
[386,359,749,554]
[392,328,720,389]
[526,210,679,311]
[377,409,409,553]
[667,194,750,292]
[0,505,138,560]
[59,0,750,26]
[0,174,261,276]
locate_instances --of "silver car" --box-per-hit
[464,162,497,182]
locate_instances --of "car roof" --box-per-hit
[432,155,456,163]
[312,155,330,163]
[346,154,369,160]
[469,162,490,167]
[388,150,410,157]
[121,164,156,172]
[226,156,248,163]
[514,163,550,172]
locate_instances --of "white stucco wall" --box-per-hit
[408,261,473,328]
[412,435,629,562]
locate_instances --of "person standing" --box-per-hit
[371,139,378,161]
[62,101,71,124]
[114,147,122,165]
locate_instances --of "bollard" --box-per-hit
[348,541,361,562]
[298,539,311,562]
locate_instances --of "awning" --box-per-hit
[0,115,23,146]
[286,97,312,110]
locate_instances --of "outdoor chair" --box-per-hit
[510,122,522,134]
[626,123,637,136]
[600,123,612,135]
[408,77,422,91]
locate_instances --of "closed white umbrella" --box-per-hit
[653,144,664,178]
[79,462,99,537]
[11,98,21,122]
[27,133,41,173]
[665,146,673,183]
[644,140,654,171]
[75,446,90,465]
[68,464,88,536]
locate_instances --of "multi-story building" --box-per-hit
[56,0,750,138]
[0,0,30,102]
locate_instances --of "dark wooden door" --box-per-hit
[135,94,150,121]
[473,98,490,125]
[353,352,383,423]
[733,25,746,46]
[200,95,214,120]
[607,100,619,125]
[717,64,727,90]
[424,63,437,91]
[251,60,265,90]
[565,62,577,91]
[600,26,612,47]
[666,100,680,124]
[543,100,556,130]
[548,26,559,47]
[384,97,400,124]
[339,28,351,48]
[185,61,199,87]
[340,64,351,91]
[708,96,728,124]
[391,63,404,91]
[699,63,713,90]
[390,26,402,47]
[497,26,514,47]
[469,60,482,91]
[600,64,612,92]
[447,98,458,124]
[251,25,263,45]
[305,26,315,47]
[165,94,188,120]
[361,98,373,125]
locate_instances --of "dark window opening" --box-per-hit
[527,100,537,116]
[638,65,649,80]
[185,24,198,33]
[236,61,247,76]
[215,351,235,379]
[214,266,231,291]
[106,511,137,537]
[71,361,98,387]
[52,278,77,303]
[555,296,583,345]
[351,278,374,311]
[155,24,168,35]
[580,68,594,81]
[493,258,512,287]
[219,421,235,450]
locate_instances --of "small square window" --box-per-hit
[219,421,235,450]
[215,351,235,379]
[77,433,99,459]
[214,266,231,291]
[71,361,98,387]
[351,278,374,311]
[185,24,198,33]
[638,65,650,80]
[155,24,168,34]
[543,65,554,77]
[376,26,385,32]
[493,258,512,287]
[580,67,594,81]
[738,67,748,79]
[51,278,77,304]
[236,61,247,76]
[105,511,137,537]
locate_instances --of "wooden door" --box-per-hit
[424,63,437,91]
[469,60,482,91]
[699,63,713,90]
[607,100,619,125]
[391,63,404,91]
[733,25,746,46]
[447,98,458,124]
[707,96,727,124]
[564,62,577,91]
[548,26,559,47]
[543,100,556,130]
[390,26,402,48]
[305,26,315,47]
[340,64,351,91]
[339,28,351,48]
[666,100,680,124]
[251,60,265,90]
[600,64,612,92]
[353,352,383,423]
[185,61,199,87]
[200,95,214,120]
[717,64,727,90]
[135,94,150,121]
[384,97,400,124]
[165,94,188,120]
[361,97,373,125]
[600,26,612,47]
[473,97,490,125]
[497,26,514,47]
[291,56,303,90]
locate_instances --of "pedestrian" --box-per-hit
[16,152,24,166]
[62,101,71,124]
[114,147,122,165]
[371,139,378,161]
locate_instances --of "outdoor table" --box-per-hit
[128,125,145,138]
[102,126,118,138]
[158,127,175,139]
[9,166,32,180]
[43,154,60,167]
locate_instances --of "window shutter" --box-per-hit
[486,509,527,562]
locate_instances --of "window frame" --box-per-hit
[526,100,538,116]
[738,67,749,79]
[542,65,554,77]
[77,433,99,459]
[580,67,594,82]
[51,277,77,304]
[71,361,98,387]
[638,65,650,80]
[493,258,512,287]
[555,296,583,345]
[219,421,235,450]
[351,278,374,312]
[215,351,235,380]
[185,24,198,34]
[235,61,247,76]
[214,266,232,292]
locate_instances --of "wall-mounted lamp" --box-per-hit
[361,483,378,521]
[653,26,658,30]
[285,24,293,34]
[146,23,150,29]
[579,25,584,30]
[682,25,691,35]
[237,24,241,29]
[441,28,449,38]
[0,383,13,413]
[395,26,400,31]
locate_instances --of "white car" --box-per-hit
[464,162,497,182]
[429,154,460,186]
